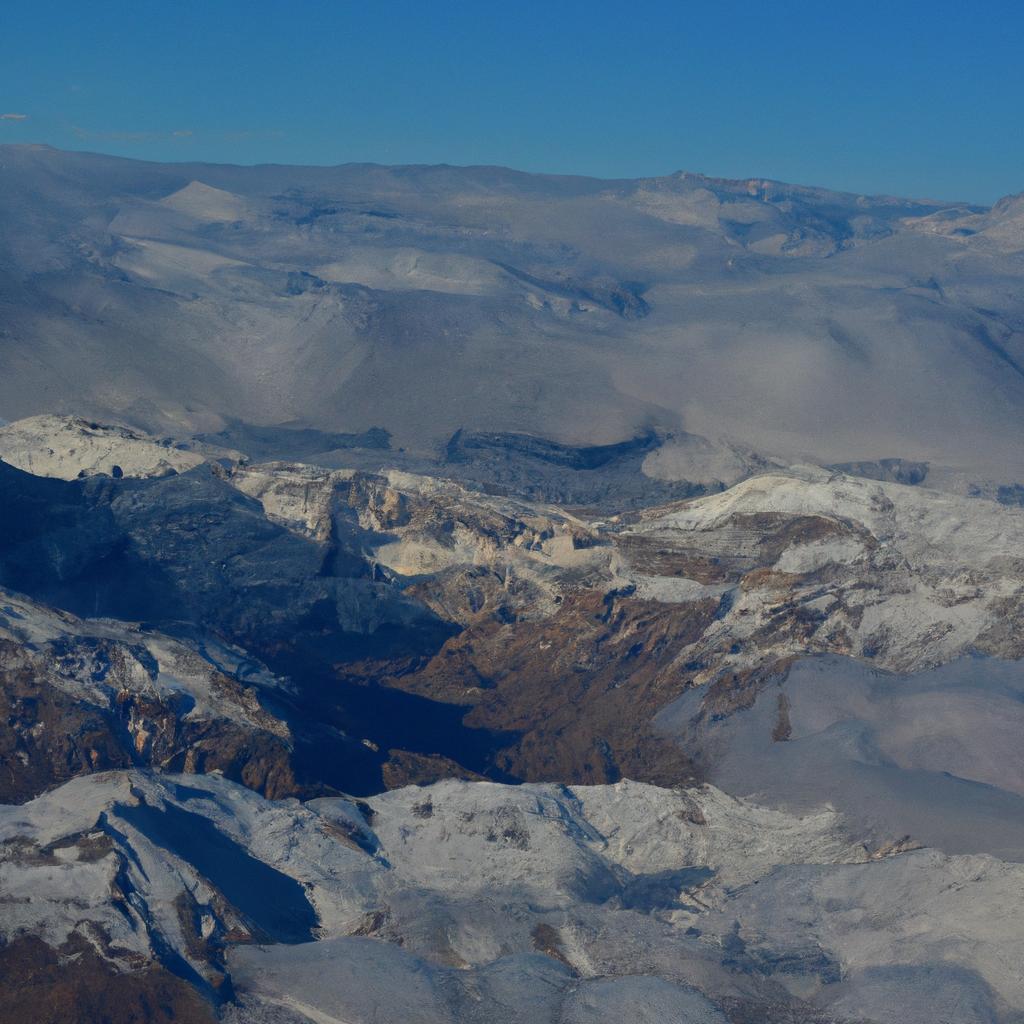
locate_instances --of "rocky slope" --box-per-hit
[0,587,301,803]
[2,415,1024,1022]
[4,415,1024,790]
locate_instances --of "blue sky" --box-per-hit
[2,0,1022,203]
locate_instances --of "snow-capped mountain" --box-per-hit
[2,414,1024,1022]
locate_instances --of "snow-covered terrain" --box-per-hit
[3,415,1024,1021]
[0,415,210,480]
[615,466,1024,673]
[2,769,1020,1023]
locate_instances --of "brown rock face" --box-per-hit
[381,749,487,789]
[0,936,217,1024]
[0,641,131,803]
[116,689,302,800]
[384,590,720,786]
[0,639,302,803]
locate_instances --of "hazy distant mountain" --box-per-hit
[2,144,1023,491]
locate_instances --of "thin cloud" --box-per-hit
[1,113,29,121]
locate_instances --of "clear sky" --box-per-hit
[2,0,1022,203]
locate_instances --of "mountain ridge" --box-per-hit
[1,142,1002,207]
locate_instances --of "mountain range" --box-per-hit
[1,147,1024,1024]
